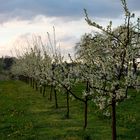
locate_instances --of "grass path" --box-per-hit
[0,80,139,140]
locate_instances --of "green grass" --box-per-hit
[0,80,139,140]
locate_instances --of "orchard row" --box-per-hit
[11,1,140,140]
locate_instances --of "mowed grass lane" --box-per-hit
[0,80,139,140]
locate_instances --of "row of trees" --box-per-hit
[11,0,140,140]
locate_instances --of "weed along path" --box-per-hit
[0,80,139,140]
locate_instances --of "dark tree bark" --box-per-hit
[54,89,58,109]
[25,76,28,84]
[112,93,116,140]
[83,81,89,130]
[32,78,35,89]
[84,97,88,130]
[27,77,30,84]
[30,77,32,87]
[133,58,137,75]
[43,85,46,97]
[66,91,70,119]
[35,81,38,91]
[40,86,42,94]
[49,85,53,101]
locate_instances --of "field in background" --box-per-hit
[0,80,139,140]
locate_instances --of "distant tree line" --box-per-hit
[0,57,16,72]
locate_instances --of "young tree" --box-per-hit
[75,0,140,139]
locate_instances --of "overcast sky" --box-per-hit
[0,0,140,57]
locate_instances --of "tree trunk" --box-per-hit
[40,86,42,94]
[112,98,116,140]
[49,85,53,101]
[66,91,70,119]
[84,97,88,130]
[83,81,89,130]
[35,81,38,91]
[25,76,27,83]
[54,89,58,109]
[27,77,29,84]
[32,78,35,88]
[43,85,46,97]
[30,77,32,87]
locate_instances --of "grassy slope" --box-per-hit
[0,80,139,140]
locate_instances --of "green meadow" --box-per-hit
[0,80,139,140]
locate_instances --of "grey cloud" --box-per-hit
[59,35,78,43]
[0,0,140,23]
